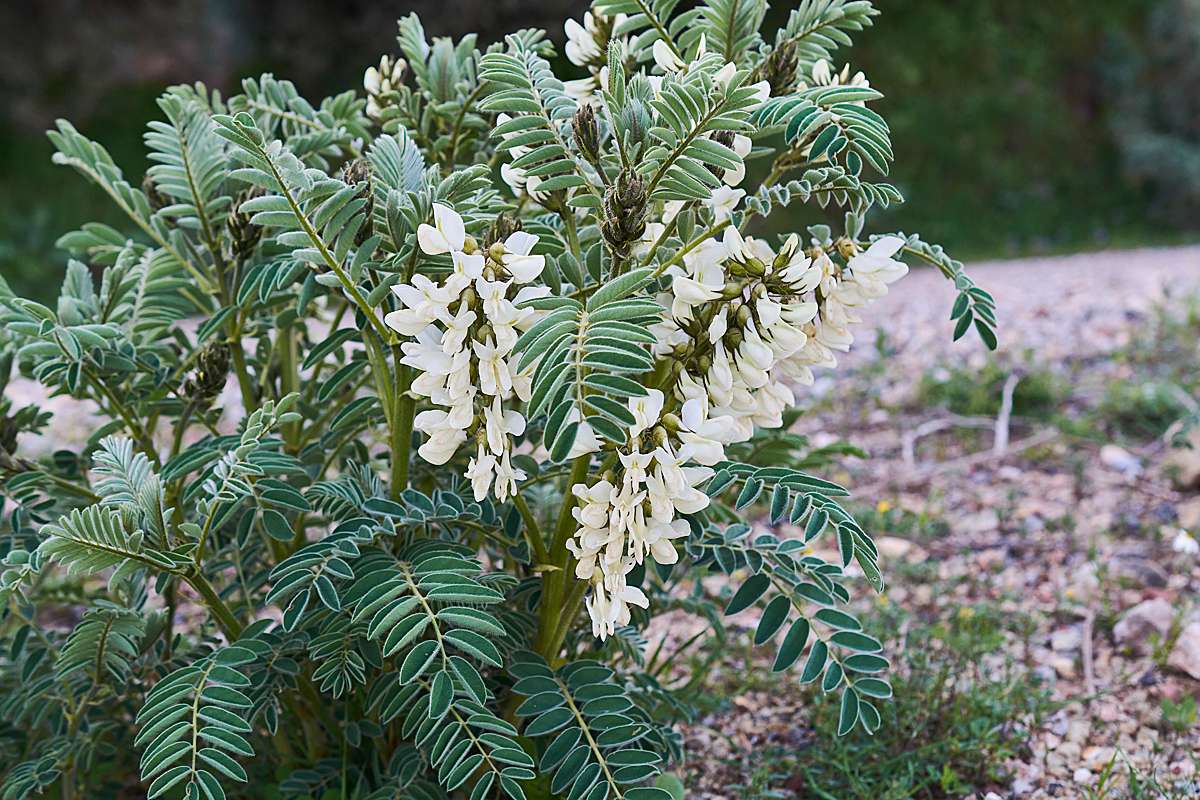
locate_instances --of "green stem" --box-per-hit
[278,324,301,449]
[549,455,592,563]
[177,117,257,415]
[266,155,391,342]
[227,315,258,414]
[391,356,415,499]
[650,219,732,280]
[534,455,593,660]
[562,211,582,262]
[39,472,100,504]
[185,570,243,640]
[539,578,589,663]
[446,83,485,169]
[512,494,549,565]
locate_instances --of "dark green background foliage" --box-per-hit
[1,0,1197,301]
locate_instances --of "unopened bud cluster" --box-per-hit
[364,55,407,120]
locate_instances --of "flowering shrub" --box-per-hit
[0,2,995,798]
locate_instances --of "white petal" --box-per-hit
[714,62,737,88]
[431,203,466,251]
[503,231,539,256]
[866,235,906,260]
[417,223,450,255]
[653,39,682,72]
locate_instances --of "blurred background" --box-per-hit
[1,0,1198,300]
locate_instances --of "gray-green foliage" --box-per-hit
[0,2,994,798]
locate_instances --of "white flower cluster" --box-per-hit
[562,11,628,100]
[800,58,871,94]
[652,229,909,445]
[567,390,727,640]
[384,203,548,502]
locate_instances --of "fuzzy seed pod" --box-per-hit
[601,170,648,259]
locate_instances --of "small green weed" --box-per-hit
[917,362,1065,420]
[1096,381,1193,439]
[727,602,1053,799]
[1160,696,1198,735]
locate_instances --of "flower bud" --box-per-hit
[182,342,231,410]
[835,237,857,260]
[227,187,265,262]
[485,213,521,249]
[617,98,651,149]
[0,415,16,456]
[601,170,648,259]
[650,425,670,448]
[709,131,736,178]
[573,104,601,165]
[142,174,169,212]
[341,159,374,245]
[761,39,799,96]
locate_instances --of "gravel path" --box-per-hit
[850,244,1200,367]
[682,245,1200,799]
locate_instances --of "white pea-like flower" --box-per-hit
[722,135,753,186]
[628,389,666,440]
[413,410,467,465]
[474,339,514,398]
[483,396,525,455]
[677,398,732,466]
[384,274,454,336]
[653,39,687,73]
[417,203,467,255]
[497,231,546,284]
[565,13,604,66]
[465,444,497,502]
[706,186,746,223]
